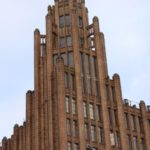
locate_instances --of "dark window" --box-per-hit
[70,74,75,91]
[111,86,116,103]
[87,76,92,95]
[94,79,98,96]
[93,56,97,77]
[67,119,71,135]
[131,115,135,130]
[79,52,84,73]
[84,124,88,140]
[81,76,85,93]
[53,54,58,64]
[66,36,72,47]
[96,105,101,121]
[114,110,118,126]
[74,143,79,150]
[125,113,129,129]
[79,37,84,48]
[59,16,65,27]
[98,127,104,144]
[61,53,67,65]
[59,15,71,27]
[127,135,132,150]
[73,120,78,137]
[64,72,68,88]
[78,16,83,27]
[60,37,65,48]
[91,125,96,141]
[86,54,90,75]
[133,137,138,150]
[108,108,112,125]
[106,85,110,103]
[138,117,143,133]
[116,132,121,149]
[141,138,145,150]
[66,15,71,26]
[68,52,74,67]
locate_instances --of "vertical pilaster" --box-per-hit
[2,137,7,150]
[71,9,86,150]
[34,29,41,150]
[23,122,26,150]
[93,16,111,149]
[140,101,150,150]
[26,91,32,150]
[56,57,67,150]
[46,6,53,150]
[113,74,128,150]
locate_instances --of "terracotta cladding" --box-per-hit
[1,0,150,150]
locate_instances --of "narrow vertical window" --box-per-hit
[106,85,110,103]
[70,74,75,91]
[69,52,74,67]
[81,76,85,93]
[60,37,65,48]
[73,121,78,137]
[59,16,65,27]
[67,119,71,135]
[83,102,87,118]
[111,86,116,103]
[87,76,92,95]
[91,125,96,142]
[79,37,84,48]
[141,138,145,150]
[84,124,88,140]
[138,117,143,133]
[116,132,121,149]
[89,104,94,119]
[86,54,90,75]
[53,54,58,65]
[93,56,97,77]
[72,98,76,114]
[68,142,71,150]
[66,97,69,113]
[133,137,138,150]
[114,110,118,126]
[66,15,71,26]
[74,143,79,150]
[78,16,83,27]
[64,72,68,88]
[98,127,104,144]
[125,113,129,129]
[131,115,135,130]
[96,105,101,121]
[66,36,72,47]
[108,108,112,125]
[127,135,132,150]
[61,53,67,65]
[79,52,84,74]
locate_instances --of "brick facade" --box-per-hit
[0,0,150,150]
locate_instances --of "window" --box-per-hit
[64,72,68,88]
[125,113,129,129]
[108,108,112,125]
[67,119,71,135]
[84,124,88,140]
[72,98,76,114]
[87,76,92,95]
[68,142,71,150]
[68,52,74,67]
[79,37,84,48]
[111,86,116,103]
[131,115,135,130]
[138,117,143,133]
[61,53,67,65]
[91,125,96,142]
[141,138,145,150]
[73,121,78,137]
[74,143,79,150]
[127,135,132,150]
[70,74,75,91]
[83,102,87,118]
[66,96,69,113]
[86,54,90,75]
[114,110,118,126]
[106,85,110,103]
[78,16,83,27]
[94,79,98,96]
[81,76,85,93]
[60,37,65,48]
[79,52,84,73]
[53,54,58,64]
[93,56,97,77]
[133,137,138,150]
[59,15,71,27]
[66,15,71,26]
[66,36,72,47]
[116,132,121,149]
[96,105,101,121]
[89,104,94,119]
[59,16,65,27]
[98,127,104,144]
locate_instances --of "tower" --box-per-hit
[0,0,150,150]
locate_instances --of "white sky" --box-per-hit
[0,0,150,141]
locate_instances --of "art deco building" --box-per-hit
[0,0,150,150]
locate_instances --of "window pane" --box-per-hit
[89,104,94,119]
[70,74,75,91]
[78,16,83,27]
[74,143,79,150]
[96,105,101,121]
[79,37,84,48]
[133,137,138,150]
[127,135,132,150]
[91,125,96,141]
[73,121,78,137]
[64,72,68,88]
[84,124,88,140]
[86,54,90,75]
[125,113,129,129]
[66,15,71,26]
[87,76,92,95]
[61,53,67,65]
[59,16,65,27]
[106,85,110,103]
[83,102,87,118]
[98,127,104,144]
[93,56,97,77]
[131,115,135,130]
[67,119,71,135]
[66,96,69,113]
[111,86,116,103]
[141,138,145,150]
[69,52,74,67]
[66,36,72,47]
[79,52,84,73]
[72,98,76,114]
[60,37,65,48]
[68,142,71,150]
[53,54,58,64]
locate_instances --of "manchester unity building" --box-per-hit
[0,0,150,150]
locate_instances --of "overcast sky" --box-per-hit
[0,0,150,141]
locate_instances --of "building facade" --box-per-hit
[0,0,150,150]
